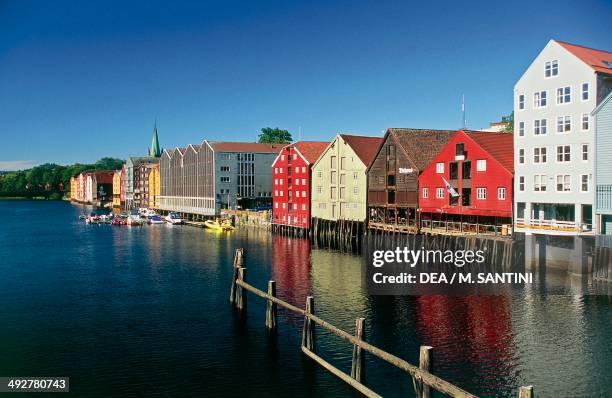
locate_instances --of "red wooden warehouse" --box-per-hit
[272,141,328,232]
[418,130,514,235]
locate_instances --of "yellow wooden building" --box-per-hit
[148,164,160,209]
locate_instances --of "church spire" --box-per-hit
[149,121,161,157]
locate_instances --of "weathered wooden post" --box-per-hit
[416,345,432,398]
[519,385,533,398]
[350,317,365,382]
[236,267,247,310]
[265,280,278,333]
[301,296,315,352]
[229,248,244,304]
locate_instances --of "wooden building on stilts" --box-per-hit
[366,128,455,234]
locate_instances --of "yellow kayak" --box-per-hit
[204,219,235,231]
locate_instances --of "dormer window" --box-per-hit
[545,60,558,77]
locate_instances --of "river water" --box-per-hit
[0,201,610,397]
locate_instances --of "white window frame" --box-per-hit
[581,83,589,101]
[518,121,525,137]
[556,175,571,192]
[534,174,547,192]
[476,187,486,200]
[581,114,589,131]
[534,119,547,135]
[534,91,547,108]
[581,174,589,192]
[436,187,444,199]
[518,148,524,164]
[519,176,525,191]
[436,162,444,174]
[518,94,525,110]
[556,86,571,104]
[422,187,429,199]
[476,159,487,171]
[497,187,506,200]
[533,147,547,164]
[556,116,571,134]
[556,145,571,163]
[581,144,589,162]
[545,60,558,78]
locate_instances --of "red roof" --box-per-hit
[294,141,329,164]
[209,142,284,153]
[340,134,383,167]
[557,40,612,74]
[464,130,514,173]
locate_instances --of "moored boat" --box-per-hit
[204,219,235,231]
[165,212,183,225]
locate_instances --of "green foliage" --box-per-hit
[0,158,124,199]
[257,127,292,144]
[503,112,514,133]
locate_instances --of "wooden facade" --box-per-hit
[367,128,454,233]
[418,130,514,236]
[272,141,328,230]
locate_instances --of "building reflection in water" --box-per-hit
[270,234,311,310]
[415,295,517,395]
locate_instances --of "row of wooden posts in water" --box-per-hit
[228,248,535,398]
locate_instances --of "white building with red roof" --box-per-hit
[514,39,612,235]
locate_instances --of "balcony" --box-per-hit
[515,218,592,234]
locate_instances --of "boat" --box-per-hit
[149,215,164,224]
[127,209,142,226]
[204,219,235,231]
[112,218,126,226]
[127,216,142,226]
[165,212,183,225]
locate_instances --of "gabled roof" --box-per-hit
[593,90,612,115]
[383,128,456,171]
[209,142,284,153]
[463,130,514,173]
[294,141,329,164]
[340,134,383,167]
[556,40,612,74]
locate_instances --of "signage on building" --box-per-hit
[398,168,414,174]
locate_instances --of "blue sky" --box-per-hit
[1,0,610,169]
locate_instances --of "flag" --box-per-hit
[442,176,459,197]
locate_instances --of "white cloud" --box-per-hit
[0,160,39,171]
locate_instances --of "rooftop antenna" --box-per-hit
[461,94,466,129]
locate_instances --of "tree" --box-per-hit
[0,157,124,199]
[257,127,292,144]
[94,157,124,170]
[503,112,514,133]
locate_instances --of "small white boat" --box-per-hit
[149,215,164,224]
[127,216,142,226]
[165,212,183,225]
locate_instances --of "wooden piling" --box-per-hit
[229,248,244,304]
[351,317,365,383]
[519,385,533,398]
[416,346,433,398]
[301,296,315,352]
[236,267,247,310]
[265,280,278,333]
